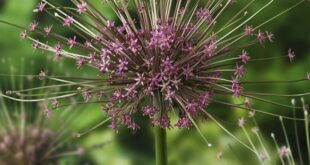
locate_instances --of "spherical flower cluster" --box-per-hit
[0,102,84,165]
[4,0,308,132]
[0,127,57,164]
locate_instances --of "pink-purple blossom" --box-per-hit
[76,57,85,68]
[20,30,27,39]
[288,48,295,62]
[37,1,47,12]
[29,21,38,31]
[257,30,266,45]
[44,25,52,36]
[240,50,250,64]
[10,0,308,132]
[68,36,77,49]
[63,16,74,26]
[77,1,87,14]
[244,25,253,35]
[175,117,192,128]
[235,64,245,77]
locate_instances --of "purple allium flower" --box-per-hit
[68,36,77,49]
[4,0,309,133]
[235,64,245,77]
[288,48,295,62]
[32,41,39,50]
[143,106,158,117]
[266,31,274,42]
[199,92,210,106]
[117,58,128,73]
[279,146,290,158]
[0,99,85,165]
[37,1,47,12]
[307,72,310,80]
[76,57,85,68]
[28,21,38,31]
[196,8,211,19]
[108,122,118,131]
[175,117,192,129]
[152,115,171,129]
[240,50,250,64]
[244,25,253,35]
[20,30,27,39]
[256,30,266,45]
[88,52,97,64]
[232,77,243,97]
[63,16,74,26]
[83,90,92,102]
[77,1,87,14]
[44,25,52,36]
[106,20,115,29]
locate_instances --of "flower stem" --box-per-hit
[153,91,168,165]
[154,126,167,165]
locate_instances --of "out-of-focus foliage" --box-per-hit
[0,0,309,165]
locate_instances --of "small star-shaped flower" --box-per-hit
[63,16,74,26]
[68,36,77,49]
[238,117,245,127]
[235,64,245,77]
[37,1,47,12]
[257,30,266,46]
[77,1,87,14]
[44,25,53,36]
[244,25,253,35]
[29,21,38,31]
[266,31,274,42]
[20,30,27,39]
[240,50,250,64]
[288,48,295,63]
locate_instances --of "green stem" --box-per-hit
[155,126,167,165]
[153,91,168,165]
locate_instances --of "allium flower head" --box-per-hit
[0,59,111,164]
[2,0,309,133]
[0,96,83,165]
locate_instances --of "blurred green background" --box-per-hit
[0,0,309,164]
